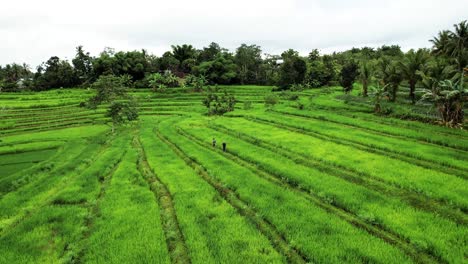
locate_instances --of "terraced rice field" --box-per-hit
[0,86,466,263]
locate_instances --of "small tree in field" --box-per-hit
[340,61,359,94]
[87,74,138,133]
[185,74,207,92]
[264,93,279,109]
[202,86,236,115]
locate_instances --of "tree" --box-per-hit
[0,63,31,91]
[198,42,223,63]
[306,50,330,88]
[93,49,149,82]
[359,61,373,96]
[321,55,338,85]
[185,74,207,92]
[194,53,237,84]
[105,101,138,132]
[381,62,403,102]
[34,57,77,90]
[431,30,452,56]
[258,54,281,85]
[264,93,279,109]
[420,79,467,126]
[431,21,468,88]
[399,49,429,103]
[158,52,180,73]
[87,75,138,132]
[278,49,307,89]
[171,44,197,73]
[72,46,93,85]
[234,44,262,84]
[340,61,359,93]
[202,86,236,115]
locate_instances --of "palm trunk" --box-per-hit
[391,84,398,102]
[409,80,416,104]
[362,80,368,97]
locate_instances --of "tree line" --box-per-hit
[0,22,464,92]
[0,43,411,91]
[0,20,466,125]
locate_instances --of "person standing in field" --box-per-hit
[212,138,216,147]
[222,142,227,152]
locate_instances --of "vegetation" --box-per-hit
[87,75,138,132]
[202,86,236,115]
[0,18,466,264]
[1,84,466,263]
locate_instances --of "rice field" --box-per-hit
[0,86,466,264]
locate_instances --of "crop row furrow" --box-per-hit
[0,138,109,237]
[176,127,439,263]
[156,130,308,264]
[68,150,125,263]
[272,109,468,151]
[208,123,468,224]
[134,137,191,264]
[243,115,467,179]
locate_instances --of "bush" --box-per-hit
[243,101,252,110]
[264,94,279,109]
[296,102,305,110]
[147,71,180,92]
[202,86,236,115]
[288,94,299,101]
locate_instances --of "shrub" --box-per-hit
[243,101,252,110]
[202,86,236,115]
[264,94,279,109]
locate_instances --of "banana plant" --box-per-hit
[420,79,467,126]
[369,83,390,113]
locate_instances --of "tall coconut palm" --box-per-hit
[399,49,429,103]
[359,61,373,97]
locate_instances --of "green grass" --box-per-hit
[0,85,466,263]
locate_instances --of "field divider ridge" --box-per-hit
[176,126,441,264]
[134,136,191,264]
[208,123,468,225]
[156,129,309,264]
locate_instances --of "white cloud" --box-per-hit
[0,0,467,67]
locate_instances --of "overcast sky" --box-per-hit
[1,0,467,67]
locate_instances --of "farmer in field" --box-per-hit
[222,142,227,152]
[212,138,216,147]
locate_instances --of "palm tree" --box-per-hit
[430,30,451,56]
[431,21,468,87]
[448,20,468,73]
[380,61,403,102]
[399,49,428,103]
[171,44,197,73]
[359,61,373,97]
